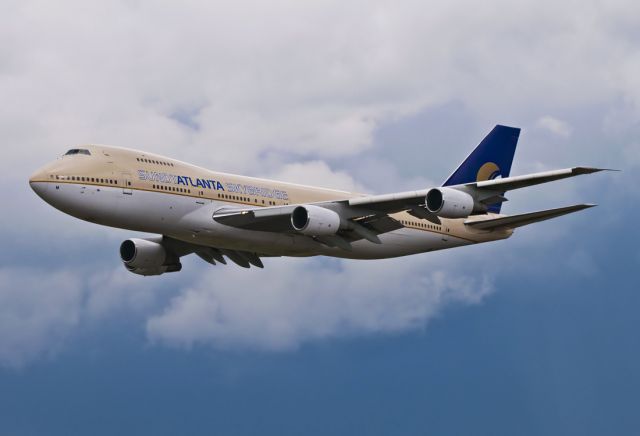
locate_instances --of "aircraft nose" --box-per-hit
[29,167,50,198]
[30,180,49,198]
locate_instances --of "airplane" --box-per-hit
[29,125,609,276]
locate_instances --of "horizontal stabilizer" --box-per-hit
[464,204,596,231]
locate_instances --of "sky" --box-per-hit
[1,0,639,434]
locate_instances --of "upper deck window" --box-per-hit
[64,148,91,156]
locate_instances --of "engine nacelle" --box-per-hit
[291,205,342,235]
[425,188,475,218]
[119,238,182,276]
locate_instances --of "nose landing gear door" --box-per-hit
[122,172,133,195]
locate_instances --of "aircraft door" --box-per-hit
[122,172,133,195]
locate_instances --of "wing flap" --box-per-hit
[464,204,596,231]
[213,205,296,232]
[357,215,403,234]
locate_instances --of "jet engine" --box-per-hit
[291,205,342,235]
[119,238,182,276]
[425,187,475,218]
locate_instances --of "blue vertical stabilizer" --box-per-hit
[442,125,520,213]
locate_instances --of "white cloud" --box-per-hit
[0,268,83,368]
[536,116,573,137]
[0,263,179,368]
[84,267,169,320]
[146,255,494,350]
[268,160,365,192]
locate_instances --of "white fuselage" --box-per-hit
[29,145,511,260]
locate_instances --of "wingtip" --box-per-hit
[575,167,621,174]
[568,203,597,212]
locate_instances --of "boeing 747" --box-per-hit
[29,125,607,275]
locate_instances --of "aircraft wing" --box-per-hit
[453,167,612,211]
[343,167,611,215]
[212,167,609,241]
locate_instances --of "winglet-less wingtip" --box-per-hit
[575,167,620,174]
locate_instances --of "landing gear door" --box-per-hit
[122,172,133,195]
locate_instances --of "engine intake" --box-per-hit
[291,205,342,235]
[425,188,475,218]
[119,238,181,276]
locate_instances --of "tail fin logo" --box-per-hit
[476,162,501,181]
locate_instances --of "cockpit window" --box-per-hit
[64,148,91,156]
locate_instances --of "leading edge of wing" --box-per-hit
[467,167,615,192]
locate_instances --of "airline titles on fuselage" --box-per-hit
[226,183,289,200]
[137,169,289,200]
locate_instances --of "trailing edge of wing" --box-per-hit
[213,205,297,232]
[464,204,596,231]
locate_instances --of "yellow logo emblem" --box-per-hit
[476,162,501,181]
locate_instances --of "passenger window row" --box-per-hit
[137,157,174,167]
[400,219,448,232]
[50,175,117,185]
[152,184,191,194]
[216,193,287,206]
[218,193,255,203]
[146,185,284,204]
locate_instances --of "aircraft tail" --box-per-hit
[442,125,520,213]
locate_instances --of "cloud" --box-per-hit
[268,160,365,192]
[83,267,172,320]
[0,262,180,368]
[536,116,572,137]
[0,0,635,365]
[0,268,83,368]
[146,255,494,350]
[4,0,640,178]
